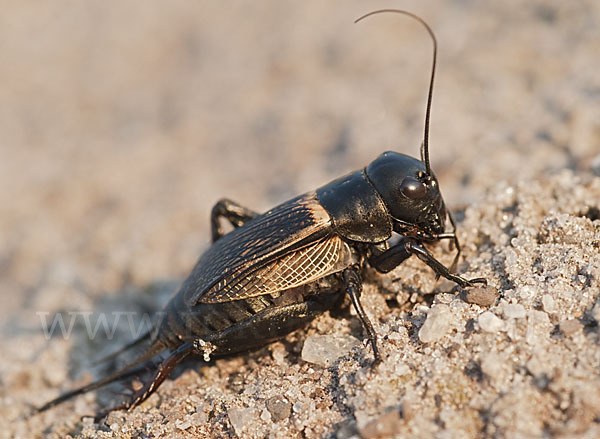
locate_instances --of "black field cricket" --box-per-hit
[36,10,486,418]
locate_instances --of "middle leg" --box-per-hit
[210,198,259,242]
[343,267,380,362]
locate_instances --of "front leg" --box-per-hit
[369,238,486,287]
[368,240,411,274]
[405,240,486,287]
[211,198,259,242]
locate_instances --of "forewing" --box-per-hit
[199,235,352,303]
[183,192,332,307]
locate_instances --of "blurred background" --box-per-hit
[0,0,599,432]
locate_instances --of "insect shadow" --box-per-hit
[39,277,374,418]
[40,281,176,413]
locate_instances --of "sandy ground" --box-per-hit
[1,1,599,438]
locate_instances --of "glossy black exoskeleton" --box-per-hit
[36,9,486,417]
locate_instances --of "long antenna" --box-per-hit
[354,9,437,175]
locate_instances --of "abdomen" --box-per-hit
[156,273,346,355]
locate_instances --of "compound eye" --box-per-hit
[400,176,427,200]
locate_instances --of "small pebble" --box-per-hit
[190,412,208,425]
[517,286,536,301]
[465,286,498,307]
[395,362,411,376]
[418,304,453,343]
[478,311,504,332]
[292,401,305,414]
[541,295,556,313]
[260,409,271,422]
[480,352,504,379]
[358,410,403,439]
[504,303,526,319]
[559,319,583,336]
[175,418,192,430]
[265,396,292,422]
[228,407,258,437]
[270,343,287,366]
[301,334,360,366]
[527,310,550,326]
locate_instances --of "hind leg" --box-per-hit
[94,342,195,419]
[96,302,327,418]
[210,198,258,242]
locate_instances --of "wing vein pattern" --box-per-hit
[182,193,334,306]
[201,235,346,303]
